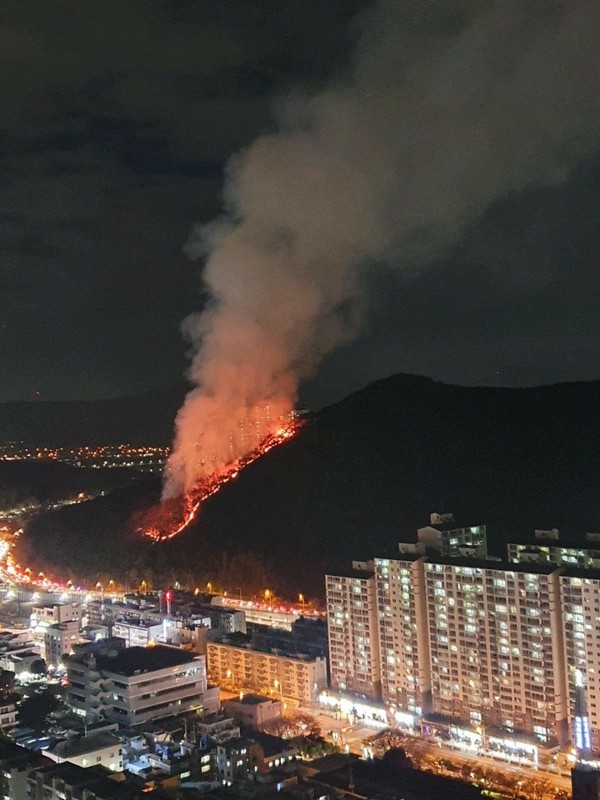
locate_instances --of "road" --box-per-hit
[307,710,572,794]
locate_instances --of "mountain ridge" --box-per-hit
[12,372,600,597]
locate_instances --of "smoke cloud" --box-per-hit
[163,0,600,499]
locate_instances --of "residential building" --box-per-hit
[0,702,17,731]
[417,513,487,558]
[559,570,600,752]
[324,514,582,749]
[112,620,164,648]
[42,619,79,666]
[207,641,326,703]
[508,530,600,569]
[45,732,123,771]
[214,733,298,783]
[374,554,431,719]
[0,739,46,800]
[424,559,567,744]
[27,760,167,800]
[325,563,381,697]
[214,736,261,783]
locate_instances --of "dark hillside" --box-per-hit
[18,374,600,597]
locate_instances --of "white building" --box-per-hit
[374,554,431,720]
[559,571,600,752]
[44,732,123,771]
[66,644,217,726]
[424,559,567,744]
[42,620,79,667]
[325,563,381,698]
[112,620,163,648]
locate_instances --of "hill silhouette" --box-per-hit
[16,374,600,598]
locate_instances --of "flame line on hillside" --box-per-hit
[142,419,303,543]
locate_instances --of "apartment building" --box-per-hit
[324,514,584,749]
[45,732,123,771]
[559,571,600,752]
[508,530,600,569]
[373,555,431,717]
[325,563,381,697]
[207,641,326,703]
[417,513,487,558]
[424,559,567,744]
[42,619,79,666]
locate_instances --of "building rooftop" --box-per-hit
[233,693,274,706]
[560,567,600,580]
[95,645,195,676]
[424,556,561,575]
[325,569,373,581]
[49,732,122,759]
[375,550,425,563]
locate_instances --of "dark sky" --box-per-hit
[1,0,599,407]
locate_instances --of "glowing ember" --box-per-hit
[141,419,302,542]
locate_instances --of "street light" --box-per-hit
[299,593,305,613]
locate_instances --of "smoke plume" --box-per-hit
[163,0,600,499]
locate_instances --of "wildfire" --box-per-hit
[141,419,303,542]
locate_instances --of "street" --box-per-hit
[307,709,572,795]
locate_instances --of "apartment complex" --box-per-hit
[326,514,600,752]
[207,641,327,703]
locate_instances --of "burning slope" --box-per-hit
[142,419,302,542]
[165,1,600,508]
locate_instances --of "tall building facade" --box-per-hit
[325,564,381,698]
[325,515,600,751]
[373,555,430,717]
[424,560,567,743]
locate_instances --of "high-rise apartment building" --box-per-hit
[325,514,600,751]
[373,555,430,718]
[559,572,600,752]
[417,513,487,558]
[424,560,567,744]
[326,563,381,698]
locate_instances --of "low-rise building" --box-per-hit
[0,739,46,800]
[45,732,124,771]
[207,641,326,703]
[66,644,218,726]
[224,694,282,731]
[42,619,79,666]
[112,620,164,648]
[0,703,17,731]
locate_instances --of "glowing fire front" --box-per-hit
[141,419,302,542]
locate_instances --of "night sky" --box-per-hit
[2,0,600,408]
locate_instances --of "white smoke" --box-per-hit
[164,0,600,499]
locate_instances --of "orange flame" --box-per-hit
[142,419,302,542]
